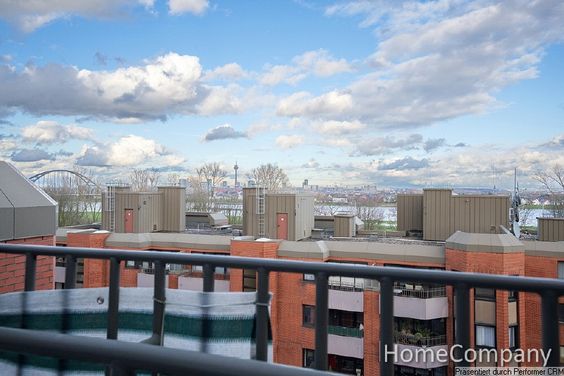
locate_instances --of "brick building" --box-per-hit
[0,161,57,293]
[52,229,564,376]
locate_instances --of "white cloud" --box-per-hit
[259,49,352,86]
[21,120,94,144]
[313,120,365,135]
[277,90,353,118]
[168,0,209,15]
[281,1,564,128]
[0,0,155,32]
[204,63,248,81]
[293,49,352,77]
[0,52,244,122]
[76,135,184,167]
[275,135,304,149]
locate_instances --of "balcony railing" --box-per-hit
[328,325,364,338]
[393,285,447,299]
[0,243,564,376]
[328,276,364,291]
[393,332,446,347]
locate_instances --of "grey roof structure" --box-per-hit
[0,161,57,241]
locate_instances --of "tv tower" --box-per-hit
[234,161,239,187]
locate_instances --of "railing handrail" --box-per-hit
[393,332,447,347]
[2,243,564,292]
[0,327,331,376]
[393,285,447,298]
[328,325,364,338]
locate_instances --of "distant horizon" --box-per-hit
[0,1,563,190]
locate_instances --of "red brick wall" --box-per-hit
[0,235,55,293]
[446,248,526,366]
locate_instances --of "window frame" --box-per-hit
[303,305,315,328]
[475,325,496,348]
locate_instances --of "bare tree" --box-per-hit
[129,168,161,191]
[534,164,564,218]
[247,163,289,191]
[167,173,180,186]
[351,195,385,231]
[186,175,212,212]
[196,163,227,199]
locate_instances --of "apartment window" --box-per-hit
[243,269,256,292]
[303,305,315,327]
[476,325,495,348]
[475,288,495,301]
[303,349,315,368]
[558,262,564,279]
[508,326,518,349]
[559,304,564,323]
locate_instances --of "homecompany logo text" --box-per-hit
[383,345,551,366]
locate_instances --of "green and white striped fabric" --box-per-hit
[0,288,272,375]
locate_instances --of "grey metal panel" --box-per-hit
[137,193,162,233]
[423,189,452,241]
[538,218,564,242]
[0,162,57,208]
[334,215,354,237]
[0,161,57,240]
[295,194,314,241]
[158,187,185,232]
[396,194,423,232]
[14,206,56,239]
[0,191,14,241]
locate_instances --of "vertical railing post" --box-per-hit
[541,290,559,367]
[203,264,214,293]
[314,272,328,371]
[256,267,270,362]
[152,261,166,346]
[455,284,470,368]
[107,257,121,340]
[64,255,77,289]
[380,277,394,376]
[24,253,37,291]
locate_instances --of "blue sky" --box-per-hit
[0,0,563,189]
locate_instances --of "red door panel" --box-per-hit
[124,209,134,233]
[277,213,288,240]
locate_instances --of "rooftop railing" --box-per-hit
[1,243,564,375]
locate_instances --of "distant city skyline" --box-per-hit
[0,0,563,189]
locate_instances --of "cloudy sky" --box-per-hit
[0,0,563,188]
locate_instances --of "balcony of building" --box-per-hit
[1,243,563,376]
[393,283,448,320]
[328,276,364,312]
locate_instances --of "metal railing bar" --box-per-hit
[64,255,77,289]
[256,267,270,362]
[6,244,564,292]
[152,261,166,347]
[203,263,214,293]
[454,284,470,367]
[0,327,333,376]
[24,253,36,292]
[107,257,121,341]
[314,272,328,371]
[541,290,559,367]
[380,277,394,376]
